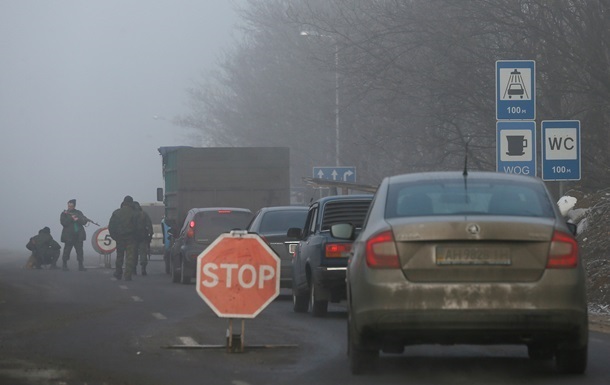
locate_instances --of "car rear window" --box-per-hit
[321,200,372,230]
[385,180,555,218]
[259,210,308,233]
[194,210,253,241]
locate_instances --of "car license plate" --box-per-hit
[436,246,511,265]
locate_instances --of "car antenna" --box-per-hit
[463,137,471,177]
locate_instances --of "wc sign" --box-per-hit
[496,121,536,176]
[542,120,581,181]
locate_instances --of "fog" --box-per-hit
[0,1,237,252]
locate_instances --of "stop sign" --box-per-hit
[196,232,280,318]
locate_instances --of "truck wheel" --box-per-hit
[180,257,191,284]
[310,283,328,317]
[171,255,180,283]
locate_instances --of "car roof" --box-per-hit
[257,205,308,213]
[185,207,252,218]
[312,194,374,205]
[385,171,543,185]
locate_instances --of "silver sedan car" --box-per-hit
[335,171,588,375]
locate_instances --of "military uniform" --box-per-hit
[26,227,61,269]
[108,196,138,281]
[60,199,89,271]
[133,201,153,276]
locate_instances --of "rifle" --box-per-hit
[86,218,100,226]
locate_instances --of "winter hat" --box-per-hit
[123,195,133,204]
[68,199,76,205]
[41,227,51,234]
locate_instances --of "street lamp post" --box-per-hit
[300,31,340,167]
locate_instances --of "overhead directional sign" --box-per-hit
[496,60,535,120]
[542,120,581,181]
[313,166,356,182]
[496,121,536,176]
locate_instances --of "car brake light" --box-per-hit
[325,243,351,258]
[187,220,195,238]
[366,230,400,269]
[217,210,232,214]
[546,230,578,268]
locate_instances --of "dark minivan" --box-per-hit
[169,207,253,284]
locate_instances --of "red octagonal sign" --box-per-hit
[196,232,280,318]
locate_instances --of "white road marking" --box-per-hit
[152,312,167,320]
[131,296,143,302]
[119,285,128,290]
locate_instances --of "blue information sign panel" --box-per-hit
[541,120,580,181]
[496,121,536,176]
[312,167,356,182]
[496,60,535,120]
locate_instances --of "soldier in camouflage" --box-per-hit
[60,199,90,271]
[108,195,138,281]
[133,201,153,276]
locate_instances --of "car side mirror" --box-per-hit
[287,227,302,239]
[566,222,578,236]
[330,223,355,240]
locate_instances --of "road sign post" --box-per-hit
[496,60,536,120]
[542,120,581,181]
[496,121,537,176]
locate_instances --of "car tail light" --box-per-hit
[366,230,400,269]
[546,230,578,268]
[187,220,195,238]
[325,243,351,258]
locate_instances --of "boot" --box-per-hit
[78,262,87,272]
[113,269,122,280]
[141,265,147,276]
[62,261,69,271]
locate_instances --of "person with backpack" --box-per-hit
[26,227,61,269]
[108,196,138,281]
[133,201,153,276]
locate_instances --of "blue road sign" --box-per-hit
[496,60,535,120]
[313,167,356,182]
[542,120,580,181]
[497,121,536,176]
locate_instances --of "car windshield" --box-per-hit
[258,210,307,233]
[385,179,555,218]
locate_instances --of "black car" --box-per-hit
[247,206,308,289]
[288,195,373,316]
[169,207,253,284]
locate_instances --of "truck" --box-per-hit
[157,146,291,271]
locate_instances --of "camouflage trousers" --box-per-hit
[115,239,137,277]
[136,241,149,267]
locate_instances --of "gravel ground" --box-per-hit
[564,188,610,328]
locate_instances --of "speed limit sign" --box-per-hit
[91,227,116,254]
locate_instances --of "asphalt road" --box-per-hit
[1,249,609,385]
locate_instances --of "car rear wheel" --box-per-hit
[180,257,191,284]
[310,282,328,317]
[171,255,180,283]
[164,251,171,274]
[292,282,309,313]
[555,343,587,374]
[348,318,378,375]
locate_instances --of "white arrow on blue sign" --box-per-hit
[542,120,580,181]
[496,60,536,120]
[313,167,356,182]
[496,121,536,176]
